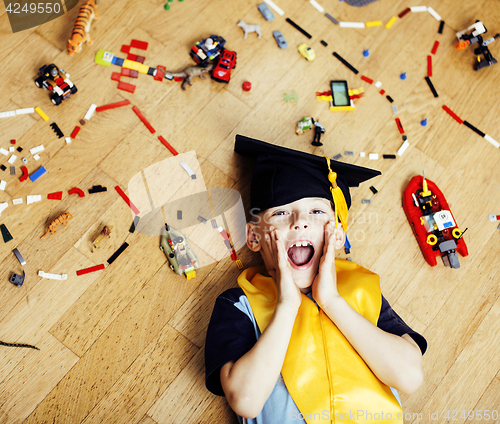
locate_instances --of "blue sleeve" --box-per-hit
[377,295,427,355]
[205,288,257,396]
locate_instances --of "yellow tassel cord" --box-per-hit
[325,157,349,230]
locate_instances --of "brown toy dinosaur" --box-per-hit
[41,212,73,239]
[165,63,214,90]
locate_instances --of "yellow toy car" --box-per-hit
[298,43,315,61]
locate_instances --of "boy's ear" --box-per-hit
[246,222,262,252]
[334,225,346,250]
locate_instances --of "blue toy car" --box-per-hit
[273,31,288,49]
[257,3,274,21]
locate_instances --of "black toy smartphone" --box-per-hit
[330,80,350,106]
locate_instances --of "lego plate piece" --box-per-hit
[339,22,365,28]
[427,7,441,21]
[27,195,42,205]
[13,198,23,205]
[0,202,8,215]
[309,0,324,13]
[397,139,410,156]
[38,271,68,280]
[84,104,97,120]
[30,145,44,155]
[8,155,16,164]
[0,148,8,156]
[368,153,379,160]
[16,107,35,115]
[0,111,16,118]
[263,0,284,16]
[0,180,6,191]
[410,6,427,12]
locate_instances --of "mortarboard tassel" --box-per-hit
[325,157,349,230]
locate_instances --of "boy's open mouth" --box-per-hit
[287,241,315,267]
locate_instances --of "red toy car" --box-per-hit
[211,49,237,83]
[402,175,468,268]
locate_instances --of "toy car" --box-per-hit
[34,64,77,105]
[257,3,274,21]
[296,116,314,135]
[160,224,199,279]
[298,43,315,61]
[402,175,468,268]
[211,49,237,83]
[190,35,226,66]
[273,30,288,49]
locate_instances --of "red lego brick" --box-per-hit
[10,139,15,144]
[96,100,131,112]
[129,70,139,78]
[398,7,411,18]
[60,82,69,90]
[127,53,138,61]
[115,185,140,214]
[130,39,149,50]
[70,126,81,138]
[68,187,85,197]
[19,166,28,182]
[361,75,374,84]
[379,89,386,95]
[76,264,105,276]
[117,81,136,93]
[230,250,237,261]
[158,136,178,156]
[431,40,440,55]
[135,56,145,64]
[121,44,131,54]
[395,118,405,134]
[47,191,63,200]
[442,105,463,124]
[154,68,165,81]
[427,55,433,77]
[121,68,131,76]
[132,106,156,134]
[173,77,183,82]
[219,228,229,239]
[111,72,121,81]
[157,66,166,71]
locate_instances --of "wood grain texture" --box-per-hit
[0,0,498,422]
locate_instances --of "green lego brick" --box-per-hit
[94,49,115,67]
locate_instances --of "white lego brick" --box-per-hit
[9,146,14,152]
[179,161,196,179]
[392,104,398,114]
[374,81,382,88]
[27,195,42,205]
[309,0,324,13]
[22,158,28,164]
[339,21,365,28]
[16,107,35,115]
[30,145,45,154]
[484,134,500,149]
[8,155,16,164]
[84,103,97,120]
[263,0,284,16]
[0,202,8,215]
[12,198,23,205]
[34,154,40,161]
[65,137,72,144]
[0,180,6,191]
[0,148,8,156]
[0,111,16,118]
[397,140,410,156]
[360,152,366,157]
[410,6,428,12]
[369,153,379,160]
[427,7,441,21]
[38,270,68,280]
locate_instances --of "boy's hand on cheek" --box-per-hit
[265,227,302,311]
[312,220,340,309]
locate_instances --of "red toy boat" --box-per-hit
[402,175,468,268]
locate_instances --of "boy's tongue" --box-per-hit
[288,245,314,266]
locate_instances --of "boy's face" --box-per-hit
[246,197,345,291]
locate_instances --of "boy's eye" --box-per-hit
[311,209,325,214]
[271,210,288,216]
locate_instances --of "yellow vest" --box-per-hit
[237,259,403,423]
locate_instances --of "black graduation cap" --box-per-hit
[234,135,381,222]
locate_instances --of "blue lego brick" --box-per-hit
[29,166,46,182]
[112,57,125,67]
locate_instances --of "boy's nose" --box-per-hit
[292,214,309,230]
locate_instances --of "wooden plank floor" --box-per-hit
[0,0,499,422]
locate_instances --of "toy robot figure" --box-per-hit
[456,21,500,71]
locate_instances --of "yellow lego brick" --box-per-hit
[185,269,196,279]
[385,16,397,29]
[348,88,364,95]
[330,105,355,111]
[34,106,49,121]
[138,64,150,74]
[317,95,333,102]
[236,259,243,269]
[122,59,141,71]
[366,20,382,27]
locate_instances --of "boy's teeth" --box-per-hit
[296,242,302,247]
